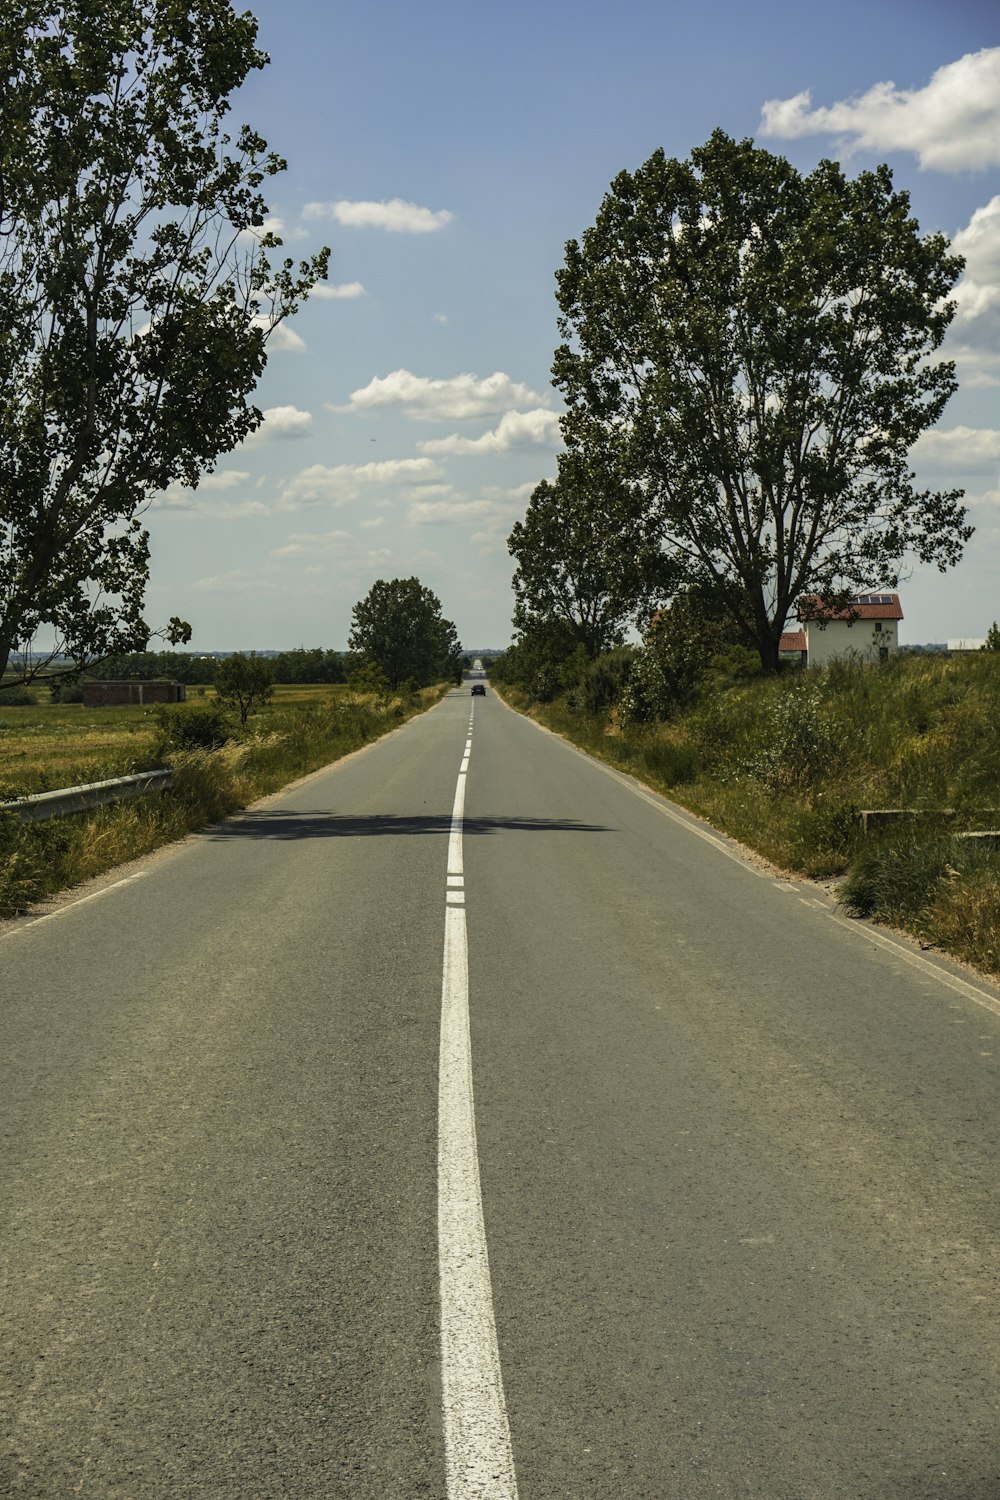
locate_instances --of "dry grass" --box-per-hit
[0,682,450,917]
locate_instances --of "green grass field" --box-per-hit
[497,652,1000,978]
[0,682,449,916]
[0,684,353,797]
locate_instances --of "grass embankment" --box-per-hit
[0,683,449,918]
[497,652,1000,977]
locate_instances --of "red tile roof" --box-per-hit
[797,592,903,622]
[779,631,807,652]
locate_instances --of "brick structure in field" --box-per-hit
[82,680,186,706]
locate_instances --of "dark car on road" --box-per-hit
[471,683,486,696]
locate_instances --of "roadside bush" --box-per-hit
[928,865,1000,974]
[49,682,84,703]
[152,704,234,754]
[638,738,699,787]
[582,648,635,713]
[0,685,35,705]
[838,831,960,925]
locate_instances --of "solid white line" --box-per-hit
[497,693,1000,1022]
[2,871,149,939]
[438,726,519,1500]
[448,772,466,876]
[826,910,1000,1020]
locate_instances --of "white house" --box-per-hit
[792,593,903,667]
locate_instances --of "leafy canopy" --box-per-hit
[0,0,329,682]
[553,130,971,673]
[508,447,670,658]
[348,577,463,689]
[214,650,275,724]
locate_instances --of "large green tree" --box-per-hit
[348,577,462,689]
[0,0,329,684]
[553,130,971,673]
[508,448,670,657]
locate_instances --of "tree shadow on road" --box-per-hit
[202,810,613,840]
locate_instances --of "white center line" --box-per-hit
[438,713,519,1499]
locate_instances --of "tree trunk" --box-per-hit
[757,633,781,675]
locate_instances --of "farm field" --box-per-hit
[0,682,450,917]
[0,684,350,797]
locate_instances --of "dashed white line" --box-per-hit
[438,710,519,1499]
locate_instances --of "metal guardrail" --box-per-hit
[2,769,173,823]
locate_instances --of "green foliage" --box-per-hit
[348,577,462,689]
[491,615,579,702]
[270,648,347,684]
[0,0,330,684]
[346,659,392,699]
[0,685,450,917]
[554,130,970,674]
[508,449,670,656]
[983,622,1000,652]
[620,587,747,725]
[498,650,1000,971]
[153,704,234,754]
[838,831,1000,930]
[581,648,636,713]
[87,650,219,684]
[48,682,84,704]
[0,683,34,705]
[213,652,275,724]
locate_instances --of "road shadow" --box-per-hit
[202,810,613,841]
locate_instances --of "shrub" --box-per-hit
[0,684,35,705]
[582,648,635,713]
[639,738,699,786]
[839,831,962,924]
[153,704,234,754]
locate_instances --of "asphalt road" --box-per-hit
[1,685,998,1498]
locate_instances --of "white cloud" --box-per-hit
[338,369,550,421]
[302,198,453,233]
[310,281,367,300]
[152,470,253,510]
[913,425,1000,471]
[418,408,562,456]
[759,48,1000,171]
[192,570,279,594]
[244,406,313,444]
[278,456,442,508]
[253,317,307,352]
[271,530,351,559]
[950,195,1000,360]
[410,498,499,526]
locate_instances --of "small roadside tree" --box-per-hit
[348,578,462,689]
[982,622,1000,653]
[214,652,274,725]
[554,130,971,673]
[0,0,329,685]
[507,447,670,658]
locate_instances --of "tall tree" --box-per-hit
[553,130,971,673]
[507,448,670,657]
[348,578,462,689]
[0,0,329,683]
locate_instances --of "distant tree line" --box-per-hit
[85,648,350,685]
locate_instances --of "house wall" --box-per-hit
[805,621,898,667]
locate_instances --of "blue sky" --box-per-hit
[145,0,1000,650]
